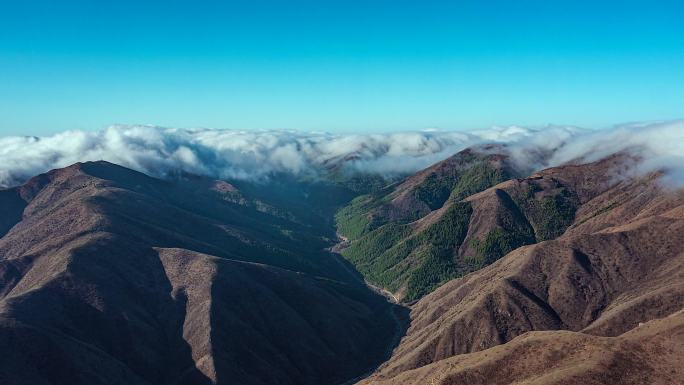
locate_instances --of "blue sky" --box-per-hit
[1,0,683,135]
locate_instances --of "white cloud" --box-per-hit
[0,120,682,188]
[548,120,684,185]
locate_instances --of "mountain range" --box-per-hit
[0,144,682,384]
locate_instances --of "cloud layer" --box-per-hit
[0,120,682,188]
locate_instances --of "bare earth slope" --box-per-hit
[360,157,684,384]
[0,161,397,385]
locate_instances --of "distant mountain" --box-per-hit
[357,154,684,384]
[0,161,400,385]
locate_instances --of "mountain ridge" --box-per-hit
[357,156,684,384]
[0,160,401,385]
[1,147,682,385]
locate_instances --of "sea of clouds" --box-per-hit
[0,120,682,188]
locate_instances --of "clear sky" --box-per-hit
[1,0,683,135]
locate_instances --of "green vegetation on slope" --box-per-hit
[448,162,508,201]
[335,195,370,240]
[534,195,577,240]
[341,202,473,301]
[335,195,376,240]
[340,222,412,283]
[336,152,511,242]
[467,228,529,267]
[413,152,511,212]
[404,202,473,300]
[335,155,586,302]
[326,170,390,194]
[513,185,579,241]
[335,150,519,301]
[412,150,479,210]
[414,173,453,210]
[466,190,536,267]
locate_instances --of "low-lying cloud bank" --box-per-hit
[0,120,682,188]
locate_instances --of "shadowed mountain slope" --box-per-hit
[0,161,398,385]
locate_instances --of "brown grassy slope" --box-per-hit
[0,161,397,385]
[360,310,684,385]
[361,157,684,382]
